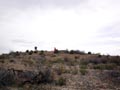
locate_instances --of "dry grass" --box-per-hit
[0,50,120,90]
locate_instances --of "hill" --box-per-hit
[0,49,120,90]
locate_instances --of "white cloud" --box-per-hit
[0,0,120,55]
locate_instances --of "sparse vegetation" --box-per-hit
[23,59,35,66]
[0,59,4,63]
[109,58,120,65]
[50,58,64,64]
[80,59,89,65]
[55,77,66,86]
[55,65,66,75]
[9,51,20,57]
[0,49,119,90]
[98,54,102,58]
[80,65,87,69]
[93,63,116,70]
[0,54,6,59]
[88,51,92,54]
[69,50,85,54]
[26,50,29,53]
[80,69,88,75]
[72,69,78,75]
[28,50,33,55]
[39,50,44,55]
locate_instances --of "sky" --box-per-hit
[0,0,120,55]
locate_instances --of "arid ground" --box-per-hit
[0,49,120,90]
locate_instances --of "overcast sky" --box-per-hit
[0,0,120,55]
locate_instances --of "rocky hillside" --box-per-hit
[0,49,120,90]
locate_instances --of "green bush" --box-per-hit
[39,50,44,55]
[69,50,85,54]
[0,54,10,59]
[93,64,116,70]
[34,51,38,53]
[9,51,20,57]
[80,69,87,75]
[80,60,89,65]
[109,58,120,65]
[88,52,92,54]
[28,50,33,55]
[26,50,29,53]
[88,59,107,64]
[56,77,66,86]
[80,65,87,69]
[98,54,102,58]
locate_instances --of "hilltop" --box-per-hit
[0,48,120,90]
